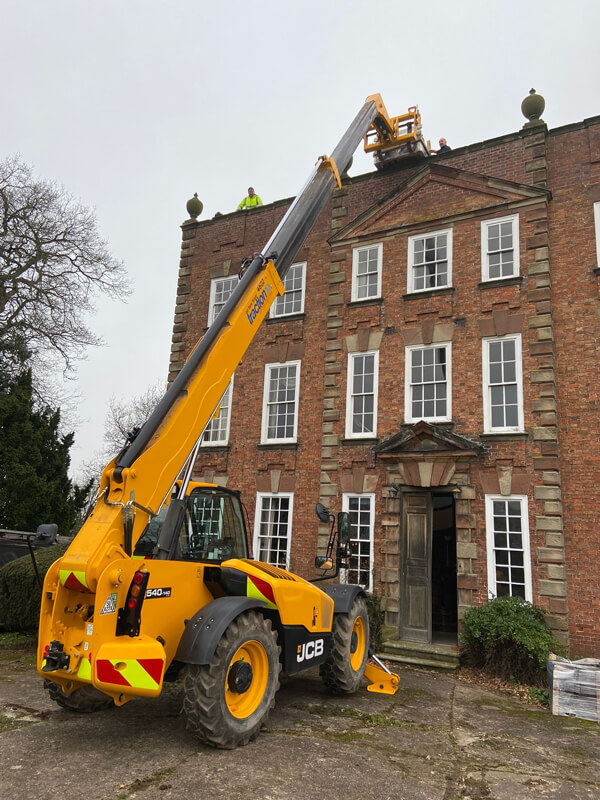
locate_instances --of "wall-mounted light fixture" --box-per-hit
[388,484,400,498]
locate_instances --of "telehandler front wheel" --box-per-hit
[320,594,369,694]
[44,679,114,712]
[181,610,281,749]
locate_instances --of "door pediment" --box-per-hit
[375,422,483,488]
[375,421,483,458]
[330,163,549,244]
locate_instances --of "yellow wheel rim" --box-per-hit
[350,615,366,671]
[225,640,269,719]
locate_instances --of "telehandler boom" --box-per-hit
[38,94,402,748]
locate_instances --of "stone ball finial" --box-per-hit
[521,88,545,127]
[186,192,203,220]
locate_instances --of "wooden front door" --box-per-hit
[400,492,432,643]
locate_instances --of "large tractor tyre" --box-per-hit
[181,610,281,749]
[44,679,114,712]
[320,594,369,694]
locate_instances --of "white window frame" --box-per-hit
[404,342,452,423]
[341,493,375,592]
[201,377,234,446]
[481,214,520,282]
[253,492,293,570]
[351,243,383,302]
[482,334,524,433]
[345,350,379,439]
[261,360,301,444]
[270,261,306,318]
[208,275,238,326]
[594,202,600,268]
[485,495,532,602]
[407,228,453,293]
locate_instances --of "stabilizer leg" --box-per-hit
[364,649,400,695]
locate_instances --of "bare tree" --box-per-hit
[103,380,166,456]
[0,155,129,377]
[78,379,166,488]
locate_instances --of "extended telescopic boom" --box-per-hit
[117,95,388,473]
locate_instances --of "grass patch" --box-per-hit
[0,631,36,649]
[0,711,36,732]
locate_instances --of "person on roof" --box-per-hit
[437,138,451,153]
[237,187,263,211]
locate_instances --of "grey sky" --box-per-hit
[2,0,598,478]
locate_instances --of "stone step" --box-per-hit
[377,638,460,671]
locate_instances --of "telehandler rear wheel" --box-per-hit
[44,679,114,712]
[181,610,281,748]
[320,594,369,694]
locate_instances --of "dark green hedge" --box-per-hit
[0,542,69,632]
[459,595,565,684]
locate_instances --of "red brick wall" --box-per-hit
[547,122,600,655]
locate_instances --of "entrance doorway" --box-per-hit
[431,493,458,643]
[400,491,457,644]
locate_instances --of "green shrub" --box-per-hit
[460,595,565,685]
[365,590,385,650]
[0,542,69,632]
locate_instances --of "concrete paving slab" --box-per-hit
[0,648,598,800]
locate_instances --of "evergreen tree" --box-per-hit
[0,369,92,534]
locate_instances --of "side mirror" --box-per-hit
[315,503,331,523]
[314,556,333,570]
[33,523,58,546]
[337,512,350,545]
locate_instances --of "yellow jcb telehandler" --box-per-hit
[38,94,406,748]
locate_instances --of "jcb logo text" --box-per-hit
[296,639,324,662]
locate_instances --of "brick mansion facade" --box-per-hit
[169,100,600,657]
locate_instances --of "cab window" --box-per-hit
[177,489,248,562]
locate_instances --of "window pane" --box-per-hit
[511,567,525,585]
[494,532,507,548]
[489,341,501,362]
[510,550,524,566]
[509,533,523,549]
[505,405,518,427]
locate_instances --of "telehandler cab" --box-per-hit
[38,94,404,748]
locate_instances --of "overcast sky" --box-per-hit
[3,0,599,480]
